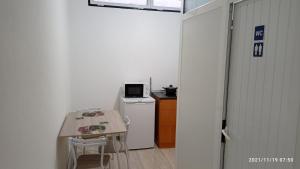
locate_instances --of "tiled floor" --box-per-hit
[119,147,176,169]
[86,146,176,169]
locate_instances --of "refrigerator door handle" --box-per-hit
[126,102,147,105]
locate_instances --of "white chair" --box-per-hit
[75,108,103,154]
[100,116,131,169]
[68,137,111,169]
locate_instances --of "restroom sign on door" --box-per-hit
[253,25,265,57]
[253,43,264,57]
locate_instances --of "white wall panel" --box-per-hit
[177,2,225,169]
[296,109,300,169]
[292,0,300,168]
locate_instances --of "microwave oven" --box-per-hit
[123,82,150,98]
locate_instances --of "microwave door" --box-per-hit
[125,84,144,98]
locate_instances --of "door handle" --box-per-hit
[222,127,231,141]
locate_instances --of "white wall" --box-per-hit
[0,1,70,169]
[67,0,181,111]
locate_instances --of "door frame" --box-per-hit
[221,1,251,169]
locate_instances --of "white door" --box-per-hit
[224,0,300,169]
[123,101,155,149]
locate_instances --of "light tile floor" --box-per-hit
[85,146,175,169]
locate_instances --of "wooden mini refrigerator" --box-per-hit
[152,92,177,148]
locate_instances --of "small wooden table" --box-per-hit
[59,110,128,169]
[59,110,127,137]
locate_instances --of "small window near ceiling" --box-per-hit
[184,0,209,13]
[94,0,147,6]
[89,0,181,12]
[153,0,182,9]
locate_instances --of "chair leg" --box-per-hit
[125,153,130,169]
[109,160,112,169]
[67,154,72,169]
[112,135,121,169]
[116,151,121,169]
[124,145,130,169]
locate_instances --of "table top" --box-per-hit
[59,110,127,138]
[151,91,177,100]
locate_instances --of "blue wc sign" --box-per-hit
[254,25,265,41]
[253,25,265,57]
